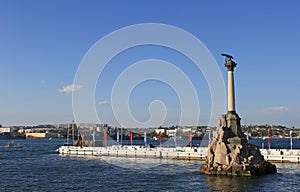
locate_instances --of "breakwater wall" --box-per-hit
[58,145,300,163]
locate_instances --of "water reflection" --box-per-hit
[203,164,300,192]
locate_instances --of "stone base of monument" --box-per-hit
[199,114,277,176]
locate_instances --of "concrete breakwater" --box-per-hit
[58,145,300,163]
[58,145,208,160]
[260,149,300,163]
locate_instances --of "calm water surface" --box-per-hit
[0,138,300,191]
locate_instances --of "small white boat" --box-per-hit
[4,141,23,148]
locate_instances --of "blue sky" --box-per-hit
[0,0,299,127]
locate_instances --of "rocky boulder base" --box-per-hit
[199,115,277,176]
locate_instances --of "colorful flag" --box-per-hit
[245,130,249,141]
[144,130,147,146]
[173,130,176,143]
[116,130,120,144]
[130,131,133,145]
[92,130,96,142]
[158,131,162,144]
[80,132,85,143]
[103,131,107,146]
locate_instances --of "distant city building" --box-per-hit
[25,132,59,138]
[0,127,11,133]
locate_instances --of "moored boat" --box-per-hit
[3,141,23,148]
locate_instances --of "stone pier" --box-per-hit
[199,54,277,176]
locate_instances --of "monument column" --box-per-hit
[199,53,277,176]
[222,54,241,138]
[224,57,237,113]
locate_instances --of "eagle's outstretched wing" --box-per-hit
[221,53,234,60]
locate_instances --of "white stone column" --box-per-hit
[223,55,242,138]
[228,70,235,112]
[224,59,237,113]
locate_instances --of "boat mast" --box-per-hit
[66,124,69,145]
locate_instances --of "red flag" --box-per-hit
[268,130,270,146]
[130,131,133,144]
[80,132,85,143]
[188,131,192,144]
[103,131,107,146]
[158,131,162,143]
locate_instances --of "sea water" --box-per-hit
[0,138,300,191]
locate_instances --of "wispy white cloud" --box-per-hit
[99,100,110,105]
[59,84,83,93]
[265,106,288,112]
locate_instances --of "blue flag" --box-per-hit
[245,130,249,141]
[117,130,120,144]
[173,130,176,142]
[92,130,96,142]
[144,131,147,146]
